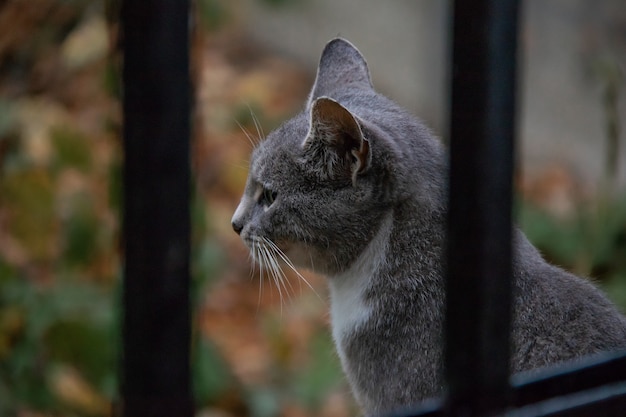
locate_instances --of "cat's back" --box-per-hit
[512,231,626,372]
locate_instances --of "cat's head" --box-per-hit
[231,39,410,276]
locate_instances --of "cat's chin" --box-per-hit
[276,242,324,274]
[284,245,344,276]
[282,244,315,270]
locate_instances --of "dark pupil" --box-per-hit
[263,188,276,205]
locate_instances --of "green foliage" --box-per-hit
[520,194,626,310]
[291,332,344,410]
[260,0,305,8]
[0,99,15,138]
[51,127,93,174]
[1,169,57,262]
[0,275,116,414]
[192,189,225,287]
[107,152,123,215]
[62,193,101,267]
[602,273,626,315]
[247,387,281,417]
[197,0,307,32]
[197,0,231,31]
[193,336,238,405]
[250,315,346,416]
[103,60,122,99]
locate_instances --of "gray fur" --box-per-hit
[231,38,626,416]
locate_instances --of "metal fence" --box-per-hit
[121,0,193,416]
[119,0,626,416]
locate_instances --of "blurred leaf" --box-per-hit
[0,278,56,410]
[1,169,57,262]
[0,276,115,413]
[107,152,122,215]
[103,60,122,98]
[602,272,626,312]
[260,0,305,8]
[519,202,583,268]
[48,364,110,416]
[521,193,626,311]
[0,304,25,359]
[51,127,93,173]
[60,16,108,70]
[0,99,16,138]
[61,193,100,266]
[0,260,16,284]
[197,0,231,31]
[193,238,224,294]
[45,319,114,386]
[193,336,237,405]
[15,98,69,166]
[291,332,343,410]
[192,188,225,302]
[247,387,280,417]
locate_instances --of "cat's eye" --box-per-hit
[260,187,277,207]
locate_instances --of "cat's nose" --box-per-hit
[232,201,246,235]
[232,220,243,235]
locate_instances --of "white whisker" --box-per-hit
[247,104,265,143]
[229,162,251,172]
[234,119,259,149]
[248,236,322,317]
[260,240,285,313]
[264,238,323,301]
[251,241,263,311]
[268,242,296,300]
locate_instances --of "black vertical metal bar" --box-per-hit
[445,0,519,415]
[121,0,192,416]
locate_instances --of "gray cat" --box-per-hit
[231,38,626,416]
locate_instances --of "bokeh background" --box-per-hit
[0,0,625,416]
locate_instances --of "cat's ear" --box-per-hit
[302,97,370,185]
[307,38,373,107]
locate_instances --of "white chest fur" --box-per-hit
[327,212,393,366]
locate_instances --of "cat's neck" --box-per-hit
[327,211,393,355]
[326,202,447,396]
[326,199,446,340]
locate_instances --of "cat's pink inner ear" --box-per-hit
[351,136,369,174]
[310,97,371,177]
[302,97,371,185]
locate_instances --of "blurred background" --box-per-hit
[0,0,625,416]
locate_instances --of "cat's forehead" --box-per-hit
[250,113,308,179]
